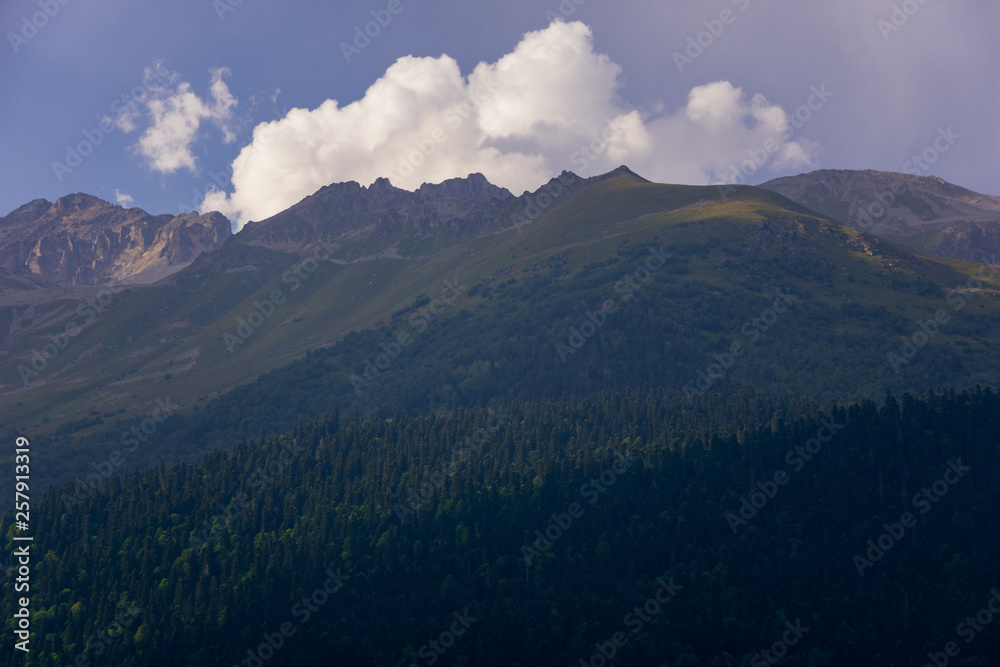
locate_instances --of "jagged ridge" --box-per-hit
[0,193,231,288]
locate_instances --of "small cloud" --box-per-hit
[110,61,178,134]
[249,88,282,107]
[116,67,238,175]
[115,189,135,207]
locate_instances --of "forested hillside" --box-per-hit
[4,387,998,666]
[29,226,1000,496]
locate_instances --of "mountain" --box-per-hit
[2,168,1000,666]
[3,167,999,498]
[760,169,1000,262]
[0,193,231,291]
[237,167,647,257]
[239,172,514,256]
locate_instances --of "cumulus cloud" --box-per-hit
[117,67,238,175]
[114,189,134,207]
[645,81,817,186]
[202,20,815,229]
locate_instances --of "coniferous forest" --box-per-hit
[3,386,999,666]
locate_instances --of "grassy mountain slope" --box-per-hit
[6,173,999,496]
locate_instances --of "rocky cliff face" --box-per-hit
[239,173,517,249]
[0,194,232,287]
[760,170,1000,262]
[0,167,649,292]
[238,168,649,256]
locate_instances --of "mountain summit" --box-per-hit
[0,194,231,288]
[760,169,1000,262]
[238,172,515,251]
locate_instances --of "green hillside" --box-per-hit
[3,175,1000,495]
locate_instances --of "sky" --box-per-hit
[1,0,997,230]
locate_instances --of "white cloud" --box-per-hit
[644,82,816,186]
[118,67,238,175]
[114,189,134,207]
[201,20,816,229]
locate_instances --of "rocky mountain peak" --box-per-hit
[242,172,516,248]
[368,177,397,193]
[760,169,1000,262]
[0,196,231,288]
[598,165,650,183]
[415,173,513,204]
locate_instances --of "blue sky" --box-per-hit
[2,0,997,227]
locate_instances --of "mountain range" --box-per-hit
[1,167,999,494]
[2,166,1000,666]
